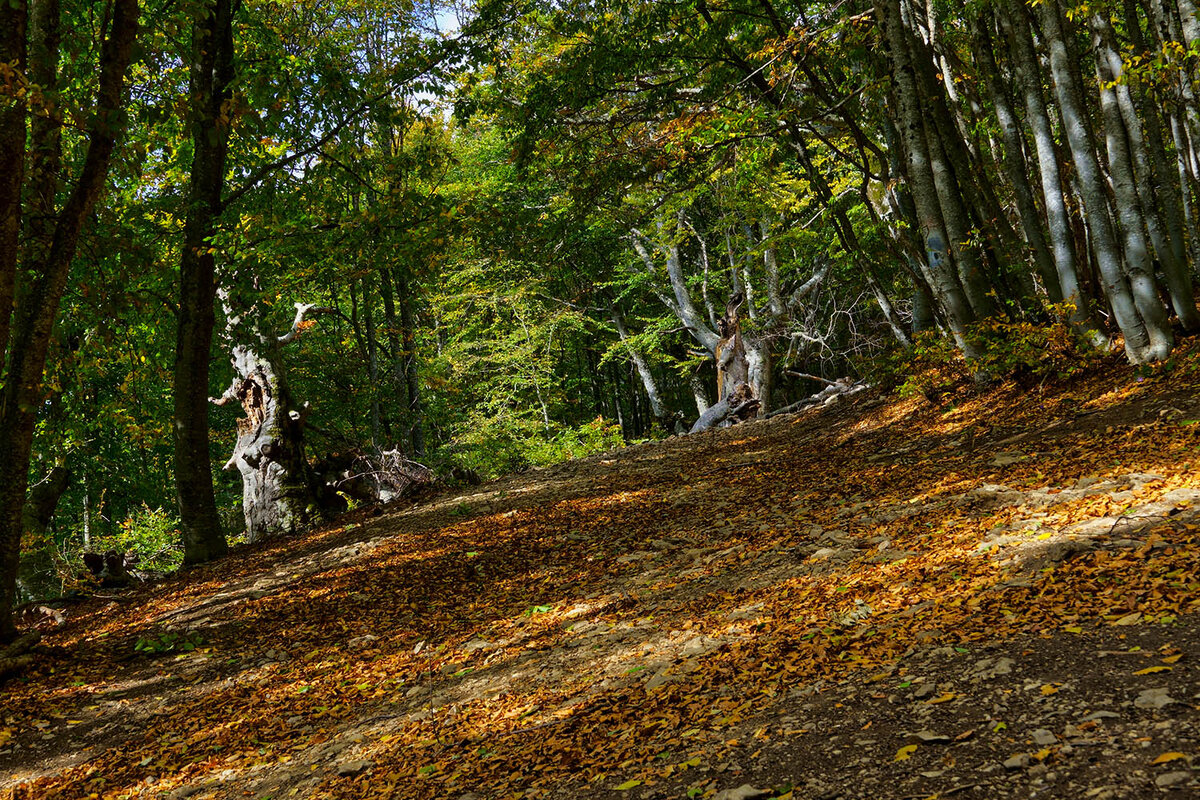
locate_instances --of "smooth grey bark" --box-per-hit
[395,270,424,456]
[878,0,980,357]
[362,276,382,446]
[1090,14,1175,360]
[610,304,667,424]
[1001,0,1101,337]
[974,10,1062,304]
[1039,0,1163,363]
[1117,1,1200,329]
[905,32,995,318]
[690,374,710,417]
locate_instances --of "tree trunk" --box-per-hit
[15,466,69,602]
[1089,13,1176,360]
[212,304,328,543]
[173,0,236,565]
[395,269,424,455]
[974,10,1062,304]
[610,304,667,424]
[878,0,979,357]
[0,0,138,641]
[1039,0,1163,363]
[1001,0,1101,338]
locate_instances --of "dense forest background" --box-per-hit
[5,0,1200,636]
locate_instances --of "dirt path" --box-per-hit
[3,348,1200,799]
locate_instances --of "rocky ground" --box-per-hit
[3,347,1200,799]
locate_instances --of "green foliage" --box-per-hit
[444,413,624,480]
[90,505,184,575]
[871,315,1101,398]
[133,630,205,655]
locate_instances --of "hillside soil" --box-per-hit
[3,344,1200,799]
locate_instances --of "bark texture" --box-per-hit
[213,304,329,543]
[0,0,138,641]
[173,0,236,565]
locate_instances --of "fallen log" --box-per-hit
[690,383,761,433]
[767,378,868,418]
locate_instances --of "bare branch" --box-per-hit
[278,302,335,345]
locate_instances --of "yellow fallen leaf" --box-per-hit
[680,757,701,768]
[1162,654,1183,664]
[1133,666,1172,675]
[1032,748,1051,761]
[1062,625,1082,633]
[895,744,918,761]
[1153,752,1188,765]
[1040,684,1059,696]
[928,692,957,704]
[1112,611,1142,626]
[615,780,642,790]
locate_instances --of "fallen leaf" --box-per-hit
[1153,752,1188,765]
[1133,666,1172,675]
[615,779,642,790]
[895,744,918,761]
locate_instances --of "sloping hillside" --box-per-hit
[4,347,1200,800]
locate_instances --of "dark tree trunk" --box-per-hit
[173,0,236,565]
[0,0,138,641]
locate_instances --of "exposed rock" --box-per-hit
[714,785,772,800]
[1134,688,1178,710]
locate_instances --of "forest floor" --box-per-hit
[4,344,1200,800]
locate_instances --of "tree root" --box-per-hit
[0,631,42,681]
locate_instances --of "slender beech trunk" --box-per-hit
[395,269,424,455]
[878,0,979,357]
[379,265,407,439]
[1039,0,1164,362]
[0,0,138,641]
[362,275,382,445]
[974,10,1062,304]
[1001,0,1102,338]
[174,0,235,565]
[610,305,667,424]
[1089,14,1176,359]
[1119,1,1200,328]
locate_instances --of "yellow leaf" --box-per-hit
[895,745,918,761]
[1063,625,1082,633]
[1133,666,1172,675]
[1112,611,1142,626]
[1162,654,1183,664]
[928,692,957,704]
[1040,684,1059,696]
[1153,752,1188,764]
[615,780,642,791]
[1032,748,1051,761]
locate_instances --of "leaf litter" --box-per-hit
[3,347,1200,798]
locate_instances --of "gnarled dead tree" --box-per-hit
[691,294,760,432]
[212,302,330,543]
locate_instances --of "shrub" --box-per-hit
[867,312,1101,399]
[89,504,184,574]
[443,412,624,480]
